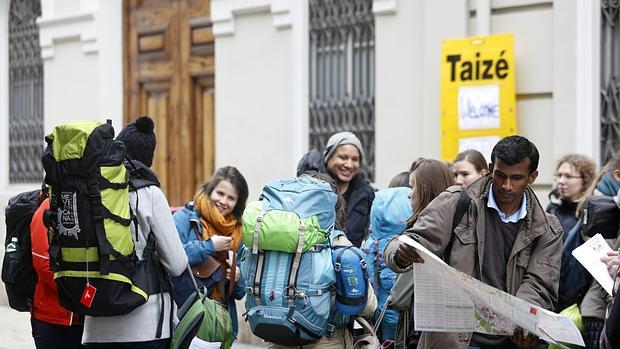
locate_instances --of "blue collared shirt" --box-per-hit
[487,183,527,223]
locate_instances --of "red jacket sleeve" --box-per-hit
[30,199,55,289]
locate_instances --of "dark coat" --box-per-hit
[343,174,375,247]
[384,176,563,349]
[545,191,579,234]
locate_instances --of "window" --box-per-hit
[601,1,620,164]
[309,0,375,181]
[9,0,44,183]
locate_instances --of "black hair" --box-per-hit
[198,166,249,222]
[491,135,539,174]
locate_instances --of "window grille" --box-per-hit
[309,0,375,181]
[601,0,620,164]
[9,0,44,183]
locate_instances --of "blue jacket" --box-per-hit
[362,187,412,341]
[172,205,246,336]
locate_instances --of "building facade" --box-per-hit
[0,0,612,303]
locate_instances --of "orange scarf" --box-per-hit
[194,191,242,301]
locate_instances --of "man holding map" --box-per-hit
[384,136,564,348]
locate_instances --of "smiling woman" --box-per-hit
[171,166,249,338]
[323,131,375,248]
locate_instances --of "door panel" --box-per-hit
[124,0,214,206]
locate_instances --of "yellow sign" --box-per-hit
[440,34,517,163]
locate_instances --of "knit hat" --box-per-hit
[323,131,365,163]
[116,116,156,167]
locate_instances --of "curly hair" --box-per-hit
[555,154,596,197]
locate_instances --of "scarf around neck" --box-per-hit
[596,171,620,197]
[194,191,242,253]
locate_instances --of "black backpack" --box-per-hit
[1,188,47,311]
[581,195,620,239]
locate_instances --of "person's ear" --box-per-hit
[488,163,494,174]
[613,169,620,182]
[480,169,488,176]
[528,170,539,185]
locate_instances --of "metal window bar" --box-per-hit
[9,0,44,184]
[309,0,375,181]
[601,0,620,164]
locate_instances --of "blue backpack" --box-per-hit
[240,177,338,346]
[333,245,369,315]
[362,187,412,340]
[558,220,592,311]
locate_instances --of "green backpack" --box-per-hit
[42,120,147,316]
[171,266,233,349]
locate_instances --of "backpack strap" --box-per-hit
[125,159,160,191]
[443,190,471,263]
[249,212,266,306]
[88,177,113,275]
[286,220,307,308]
[373,239,382,289]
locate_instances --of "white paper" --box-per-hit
[458,136,500,164]
[571,233,614,295]
[458,84,500,130]
[397,235,584,347]
[189,337,222,349]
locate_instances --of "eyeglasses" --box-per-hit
[553,173,582,180]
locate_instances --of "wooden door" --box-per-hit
[124,0,215,206]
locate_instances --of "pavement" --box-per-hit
[0,305,266,349]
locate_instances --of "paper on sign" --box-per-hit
[571,233,614,295]
[458,136,500,164]
[458,84,500,130]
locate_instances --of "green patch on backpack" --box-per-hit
[242,201,327,253]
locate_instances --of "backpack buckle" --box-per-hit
[360,260,368,269]
[284,286,298,298]
[326,323,336,336]
[245,286,254,295]
[334,262,341,272]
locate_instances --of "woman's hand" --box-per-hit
[601,250,620,278]
[210,236,232,252]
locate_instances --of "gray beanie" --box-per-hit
[323,131,365,163]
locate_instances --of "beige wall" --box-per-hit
[373,0,598,205]
[214,5,300,201]
[374,0,468,187]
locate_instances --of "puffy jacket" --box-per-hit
[30,198,81,326]
[362,187,412,341]
[383,175,563,349]
[344,175,375,247]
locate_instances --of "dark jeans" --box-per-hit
[31,316,85,349]
[85,338,170,349]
